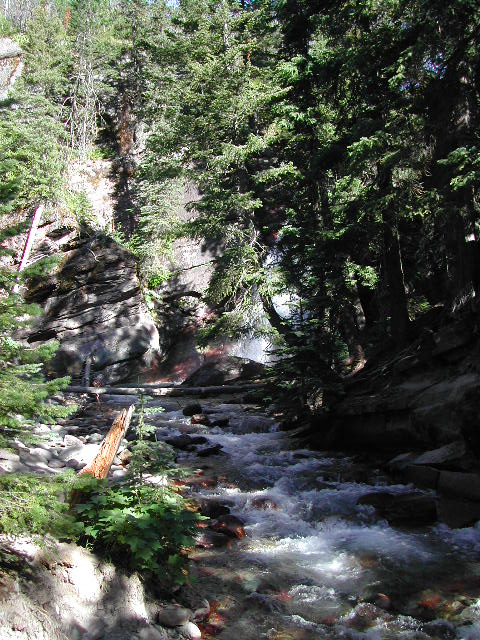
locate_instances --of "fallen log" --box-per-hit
[80,404,135,478]
[69,405,134,509]
[66,384,264,397]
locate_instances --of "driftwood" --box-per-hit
[66,384,264,397]
[69,405,134,509]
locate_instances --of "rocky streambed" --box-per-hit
[3,388,480,640]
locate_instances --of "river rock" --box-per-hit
[157,605,192,627]
[191,414,211,426]
[412,440,470,470]
[183,403,202,416]
[88,433,104,443]
[165,435,196,450]
[64,435,84,447]
[357,492,437,526]
[211,416,229,427]
[48,459,66,469]
[195,499,230,519]
[437,471,480,501]
[437,497,480,528]
[179,621,202,639]
[118,448,133,464]
[0,449,20,462]
[196,444,223,457]
[210,514,246,538]
[195,530,231,549]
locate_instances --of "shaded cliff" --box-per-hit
[27,233,161,385]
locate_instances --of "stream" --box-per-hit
[142,394,480,640]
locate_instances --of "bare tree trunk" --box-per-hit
[13,203,44,293]
[80,405,134,479]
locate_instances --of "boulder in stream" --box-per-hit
[357,492,438,526]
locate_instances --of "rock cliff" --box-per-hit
[27,233,161,385]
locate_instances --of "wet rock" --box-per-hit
[179,621,202,639]
[401,464,440,490]
[438,471,480,501]
[157,605,192,627]
[191,415,211,426]
[437,497,480,528]
[211,417,229,427]
[183,356,264,386]
[210,514,246,538]
[422,620,456,640]
[190,436,208,445]
[196,444,223,457]
[412,440,471,470]
[195,531,231,549]
[250,497,278,510]
[166,435,197,451]
[357,492,437,526]
[183,403,202,417]
[195,499,230,519]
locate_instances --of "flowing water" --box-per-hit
[149,397,480,640]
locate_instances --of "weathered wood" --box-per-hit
[66,384,264,397]
[80,404,134,479]
[69,405,134,511]
[13,203,44,293]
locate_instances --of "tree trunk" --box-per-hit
[69,405,135,511]
[383,215,410,344]
[79,404,134,479]
[13,203,44,293]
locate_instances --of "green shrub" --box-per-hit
[73,478,199,584]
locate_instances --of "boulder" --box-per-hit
[437,471,480,501]
[156,605,191,628]
[412,440,471,470]
[27,235,161,384]
[210,514,246,538]
[196,444,223,457]
[183,403,202,417]
[357,492,437,526]
[183,355,264,386]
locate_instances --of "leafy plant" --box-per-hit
[73,477,199,584]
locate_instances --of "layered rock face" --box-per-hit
[28,234,161,384]
[311,303,480,453]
